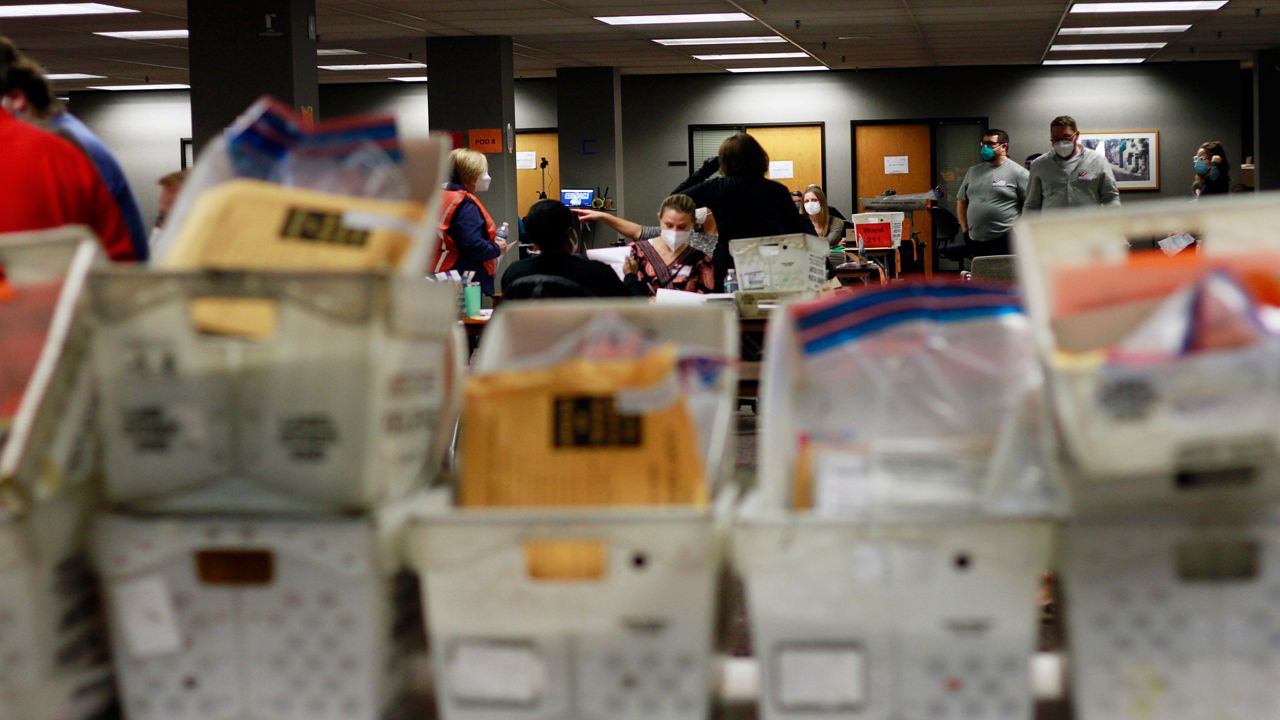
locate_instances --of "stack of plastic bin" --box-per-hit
[733,287,1056,720]
[0,229,113,720]
[86,267,463,720]
[1015,194,1280,719]
[406,301,738,720]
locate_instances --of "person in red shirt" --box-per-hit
[0,37,134,262]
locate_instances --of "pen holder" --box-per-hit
[463,282,481,318]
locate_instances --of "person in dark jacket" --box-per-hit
[502,200,628,300]
[1192,140,1231,197]
[676,133,809,289]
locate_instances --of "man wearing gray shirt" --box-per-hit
[1025,115,1121,211]
[957,128,1029,256]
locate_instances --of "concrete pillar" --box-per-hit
[427,36,518,287]
[188,0,318,152]
[556,67,624,248]
[1255,48,1280,191]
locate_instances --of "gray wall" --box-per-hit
[622,61,1242,218]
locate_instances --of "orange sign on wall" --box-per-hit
[469,128,503,154]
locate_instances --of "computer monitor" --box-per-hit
[560,188,595,208]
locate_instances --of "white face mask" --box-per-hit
[1053,140,1076,159]
[694,207,708,225]
[803,200,822,216]
[660,228,690,251]
[474,173,492,192]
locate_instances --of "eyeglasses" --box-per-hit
[980,141,1005,148]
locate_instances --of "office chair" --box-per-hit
[930,206,967,270]
[969,254,1016,283]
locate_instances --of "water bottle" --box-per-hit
[723,269,739,294]
[496,221,510,244]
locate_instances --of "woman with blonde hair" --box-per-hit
[433,148,506,295]
[620,194,716,296]
[802,184,845,248]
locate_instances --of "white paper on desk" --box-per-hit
[586,246,632,279]
[768,160,794,179]
[447,642,547,705]
[776,645,866,709]
[655,288,731,305]
[516,151,537,170]
[114,575,183,659]
[884,155,909,174]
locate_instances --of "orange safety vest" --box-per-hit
[433,189,500,276]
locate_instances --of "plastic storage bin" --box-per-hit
[729,234,828,317]
[0,229,113,720]
[92,513,392,720]
[407,301,738,720]
[1014,194,1280,509]
[1062,511,1280,720]
[88,268,463,514]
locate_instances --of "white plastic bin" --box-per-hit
[734,502,1052,720]
[408,503,723,720]
[408,301,738,720]
[0,229,112,720]
[1014,194,1280,509]
[1062,511,1280,719]
[92,513,393,720]
[88,269,463,514]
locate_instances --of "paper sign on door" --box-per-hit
[884,156,909,174]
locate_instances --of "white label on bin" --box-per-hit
[447,641,547,706]
[816,451,872,512]
[775,645,866,710]
[742,269,769,291]
[849,543,888,582]
[114,575,183,659]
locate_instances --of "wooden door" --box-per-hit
[515,131,559,218]
[854,123,934,277]
[747,125,825,197]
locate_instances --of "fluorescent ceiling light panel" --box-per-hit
[45,73,105,80]
[726,65,829,73]
[654,36,785,45]
[317,48,364,55]
[1058,23,1191,33]
[1051,42,1167,50]
[596,13,752,25]
[0,3,137,17]
[95,29,187,39]
[1043,57,1146,64]
[88,83,189,90]
[1071,2,1227,13]
[389,76,428,82]
[319,62,426,71]
[693,51,807,60]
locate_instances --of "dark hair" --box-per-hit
[1199,140,1231,174]
[1050,115,1078,132]
[718,132,769,177]
[523,199,575,251]
[0,35,19,91]
[5,59,56,114]
[983,128,1010,145]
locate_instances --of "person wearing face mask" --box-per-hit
[433,148,507,295]
[956,129,1029,257]
[1025,115,1121,211]
[801,185,846,248]
[573,204,718,256]
[618,194,716,296]
[1192,140,1231,197]
[502,200,628,300]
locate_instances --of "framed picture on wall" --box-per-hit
[1079,130,1159,191]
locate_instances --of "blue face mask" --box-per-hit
[979,145,997,162]
[1193,158,1208,175]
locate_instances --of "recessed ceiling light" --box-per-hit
[837,35,873,40]
[726,65,829,73]
[95,29,187,40]
[1071,2,1227,13]
[389,76,428,82]
[654,36,785,46]
[45,73,106,80]
[693,52,808,61]
[1051,42,1167,50]
[319,62,426,71]
[1058,24,1191,33]
[1043,58,1146,64]
[596,13,753,25]
[317,48,364,56]
[87,83,190,90]
[0,3,137,17]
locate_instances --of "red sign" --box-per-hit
[855,222,893,249]
[468,128,503,154]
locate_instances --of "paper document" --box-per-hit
[586,246,632,279]
[655,288,733,305]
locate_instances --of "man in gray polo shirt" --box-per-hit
[957,128,1028,256]
[1025,115,1121,211]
